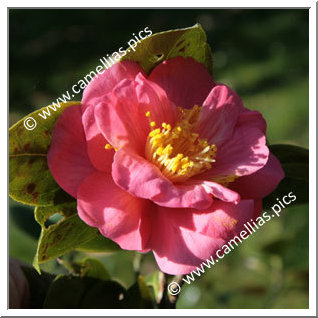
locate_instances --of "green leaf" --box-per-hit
[34,202,77,228]
[74,258,110,281]
[127,275,156,308]
[9,101,80,206]
[263,144,309,209]
[121,23,213,74]
[33,212,120,271]
[43,275,129,309]
[33,214,99,268]
[75,232,120,253]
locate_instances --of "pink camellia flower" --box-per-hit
[48,57,284,274]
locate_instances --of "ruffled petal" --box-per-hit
[148,56,215,109]
[191,199,260,238]
[199,180,240,203]
[81,61,145,171]
[153,225,223,275]
[81,60,145,111]
[47,105,95,198]
[77,171,151,252]
[135,73,178,125]
[112,149,214,210]
[94,75,177,154]
[82,106,114,172]
[151,199,256,274]
[236,109,267,134]
[197,117,269,181]
[230,153,285,199]
[196,84,243,147]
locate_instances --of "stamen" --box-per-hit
[105,143,117,151]
[105,143,113,150]
[145,105,218,182]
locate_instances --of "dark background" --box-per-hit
[9,9,309,309]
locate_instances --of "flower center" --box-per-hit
[145,105,217,183]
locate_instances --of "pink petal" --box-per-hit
[230,153,285,199]
[197,118,269,181]
[77,171,151,252]
[112,149,214,210]
[236,109,267,134]
[191,199,259,238]
[253,199,263,219]
[196,85,243,147]
[81,60,145,112]
[148,56,215,109]
[151,199,257,275]
[153,225,224,275]
[47,105,95,198]
[81,61,145,171]
[135,73,178,125]
[95,76,177,154]
[82,106,114,173]
[199,180,240,203]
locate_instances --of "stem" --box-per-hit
[133,252,142,279]
[158,273,184,309]
[167,275,184,307]
[56,258,75,274]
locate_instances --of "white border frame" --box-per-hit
[3,1,316,316]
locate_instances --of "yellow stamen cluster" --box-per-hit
[145,105,217,183]
[105,143,118,151]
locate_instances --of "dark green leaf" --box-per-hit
[269,144,308,165]
[263,144,309,209]
[121,23,213,74]
[263,177,308,208]
[21,266,55,309]
[79,279,128,309]
[43,275,128,309]
[282,163,308,181]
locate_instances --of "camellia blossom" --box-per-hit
[48,57,284,274]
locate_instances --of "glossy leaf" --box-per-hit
[263,144,309,209]
[21,266,55,309]
[269,144,308,165]
[43,275,129,309]
[121,23,213,74]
